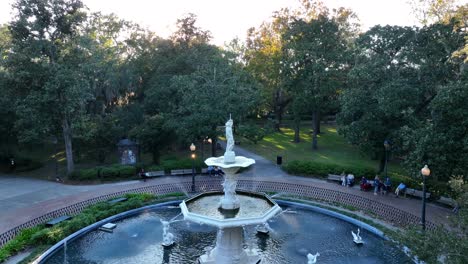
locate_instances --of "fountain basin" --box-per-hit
[205,156,255,168]
[180,191,281,228]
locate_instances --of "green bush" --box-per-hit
[70,164,136,181]
[388,172,419,189]
[68,168,99,181]
[283,160,376,178]
[237,124,267,144]
[160,158,205,173]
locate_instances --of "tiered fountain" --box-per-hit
[179,117,282,264]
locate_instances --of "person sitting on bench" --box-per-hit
[360,177,371,191]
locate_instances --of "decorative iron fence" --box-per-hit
[0,179,436,247]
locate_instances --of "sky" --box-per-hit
[0,0,466,45]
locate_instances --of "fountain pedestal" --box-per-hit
[219,167,241,210]
[199,227,260,264]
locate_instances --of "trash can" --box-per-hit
[276,156,282,165]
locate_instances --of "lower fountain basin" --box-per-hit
[40,201,412,264]
[179,191,282,228]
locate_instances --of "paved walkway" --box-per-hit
[0,144,452,235]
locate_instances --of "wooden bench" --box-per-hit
[327,174,342,183]
[46,215,72,227]
[404,188,431,199]
[170,169,193,176]
[437,196,455,207]
[142,170,165,179]
[108,197,128,205]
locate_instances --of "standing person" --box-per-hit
[139,168,146,182]
[374,175,381,195]
[341,172,346,186]
[383,177,391,195]
[9,157,15,172]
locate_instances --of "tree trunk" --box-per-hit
[211,138,217,157]
[294,115,300,143]
[316,112,321,134]
[312,111,318,150]
[62,118,74,173]
[274,90,283,132]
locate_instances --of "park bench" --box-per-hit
[142,170,165,179]
[46,215,72,227]
[327,174,342,183]
[437,196,455,208]
[108,197,128,205]
[170,169,193,176]
[404,188,431,199]
[201,168,209,174]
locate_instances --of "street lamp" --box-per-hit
[384,139,391,179]
[202,137,212,161]
[421,164,431,230]
[190,143,196,192]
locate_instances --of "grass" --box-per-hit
[239,124,404,173]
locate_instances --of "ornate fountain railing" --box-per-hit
[0,179,437,247]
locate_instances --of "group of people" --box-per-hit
[207,166,224,177]
[359,175,407,197]
[340,172,355,187]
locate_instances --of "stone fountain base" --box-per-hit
[199,227,260,264]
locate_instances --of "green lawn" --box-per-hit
[239,124,403,173]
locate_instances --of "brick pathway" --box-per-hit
[0,145,452,236]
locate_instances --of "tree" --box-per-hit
[282,14,350,149]
[168,52,259,156]
[409,0,457,25]
[130,115,175,164]
[8,0,89,173]
[337,22,466,176]
[0,24,16,156]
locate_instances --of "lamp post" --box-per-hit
[421,164,430,230]
[202,137,212,161]
[384,140,391,179]
[190,143,196,193]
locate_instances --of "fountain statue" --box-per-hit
[351,228,363,245]
[256,222,271,235]
[161,220,175,247]
[224,117,235,163]
[307,252,320,264]
[179,117,282,264]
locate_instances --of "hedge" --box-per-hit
[68,164,137,181]
[283,160,376,178]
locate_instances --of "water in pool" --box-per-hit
[44,202,411,264]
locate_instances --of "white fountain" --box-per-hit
[351,228,364,245]
[161,220,175,247]
[179,117,282,264]
[307,252,320,264]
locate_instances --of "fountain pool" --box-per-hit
[40,201,412,264]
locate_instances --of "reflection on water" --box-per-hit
[45,203,412,264]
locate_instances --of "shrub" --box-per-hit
[161,158,205,173]
[68,168,99,181]
[237,124,267,144]
[283,160,376,178]
[70,164,137,181]
[388,172,419,189]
